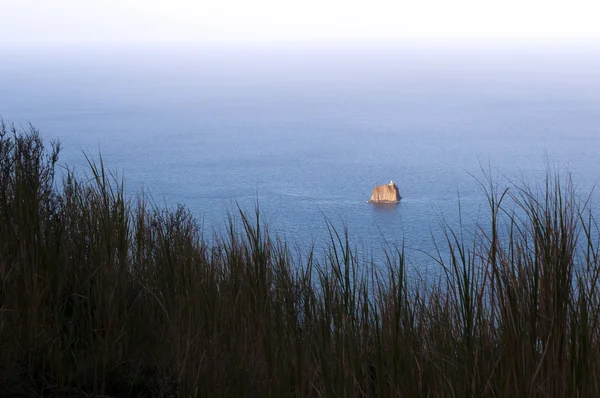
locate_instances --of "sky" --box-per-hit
[0,0,599,44]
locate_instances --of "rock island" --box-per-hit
[369,180,401,203]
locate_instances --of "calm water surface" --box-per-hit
[2,42,600,271]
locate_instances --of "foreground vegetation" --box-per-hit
[1,121,600,397]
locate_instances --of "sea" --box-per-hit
[2,41,600,273]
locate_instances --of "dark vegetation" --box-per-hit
[1,121,600,397]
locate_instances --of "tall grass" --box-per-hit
[1,121,600,397]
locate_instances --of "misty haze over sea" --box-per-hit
[2,42,599,269]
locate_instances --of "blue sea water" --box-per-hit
[1,42,600,270]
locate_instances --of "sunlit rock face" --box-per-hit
[369,180,401,203]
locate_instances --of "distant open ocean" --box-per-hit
[2,42,600,270]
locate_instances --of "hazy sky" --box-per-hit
[1,0,599,44]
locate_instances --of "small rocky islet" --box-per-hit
[368,180,401,204]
